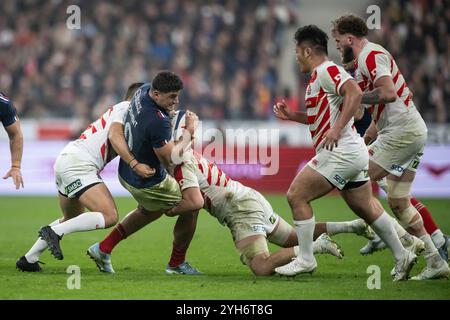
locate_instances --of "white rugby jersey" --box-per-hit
[305,60,361,152]
[173,150,251,224]
[355,42,427,134]
[61,101,129,170]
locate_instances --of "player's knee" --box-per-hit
[387,197,409,214]
[249,255,273,276]
[368,167,384,182]
[103,207,119,227]
[386,179,413,212]
[238,237,270,275]
[287,187,306,208]
[392,202,420,229]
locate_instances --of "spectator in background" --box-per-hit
[373,0,450,123]
[293,0,449,124]
[0,0,297,122]
[2,0,446,122]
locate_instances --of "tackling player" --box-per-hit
[16,83,155,271]
[163,110,380,275]
[331,15,449,279]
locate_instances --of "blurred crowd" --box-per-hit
[0,0,297,124]
[1,0,448,124]
[370,0,450,123]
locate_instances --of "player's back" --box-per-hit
[62,101,129,171]
[355,42,427,134]
[174,149,251,224]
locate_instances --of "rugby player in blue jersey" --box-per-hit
[0,92,23,189]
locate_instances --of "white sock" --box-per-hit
[25,218,61,263]
[326,221,353,235]
[51,212,105,236]
[294,216,315,263]
[420,233,438,254]
[370,211,406,261]
[371,233,381,242]
[390,216,407,238]
[431,229,445,248]
[420,234,442,267]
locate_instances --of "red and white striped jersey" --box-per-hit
[305,60,361,152]
[61,101,129,170]
[355,42,427,134]
[173,150,251,224]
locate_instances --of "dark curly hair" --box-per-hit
[152,71,183,93]
[332,15,368,37]
[294,25,328,55]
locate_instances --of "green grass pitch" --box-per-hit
[0,195,449,300]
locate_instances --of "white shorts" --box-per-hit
[368,131,426,177]
[308,144,369,190]
[223,189,280,243]
[54,152,102,198]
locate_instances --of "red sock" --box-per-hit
[410,198,439,235]
[168,242,186,268]
[99,224,127,254]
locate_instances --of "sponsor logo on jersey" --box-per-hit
[65,179,82,195]
[312,159,319,166]
[333,174,346,186]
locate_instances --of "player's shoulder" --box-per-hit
[0,92,12,108]
[112,100,130,110]
[359,42,389,63]
[0,92,16,117]
[316,61,348,82]
[148,108,171,126]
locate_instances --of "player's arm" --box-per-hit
[3,120,24,189]
[108,122,155,178]
[273,100,308,124]
[361,76,396,104]
[354,105,365,120]
[323,79,362,151]
[154,111,198,168]
[363,120,378,145]
[361,52,396,105]
[166,187,204,217]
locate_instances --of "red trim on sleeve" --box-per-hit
[365,50,384,82]
[174,165,184,183]
[326,65,342,93]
